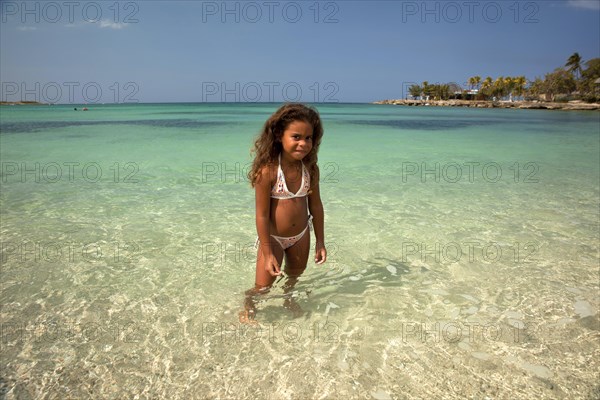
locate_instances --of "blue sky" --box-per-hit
[1,0,599,103]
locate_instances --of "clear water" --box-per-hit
[1,103,599,399]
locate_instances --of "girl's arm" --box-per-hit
[255,165,281,275]
[308,166,327,264]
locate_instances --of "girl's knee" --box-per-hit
[284,268,306,279]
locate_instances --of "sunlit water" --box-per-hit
[1,103,599,399]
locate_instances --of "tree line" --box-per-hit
[408,53,600,103]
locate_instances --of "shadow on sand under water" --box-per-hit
[253,256,420,322]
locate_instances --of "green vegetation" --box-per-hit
[408,53,600,103]
[408,81,452,101]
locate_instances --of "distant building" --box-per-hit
[455,89,479,99]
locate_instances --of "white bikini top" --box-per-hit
[271,153,311,199]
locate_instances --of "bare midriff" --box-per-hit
[269,196,309,237]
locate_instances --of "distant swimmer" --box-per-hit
[82,107,88,111]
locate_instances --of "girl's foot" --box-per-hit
[238,309,259,325]
[239,292,260,325]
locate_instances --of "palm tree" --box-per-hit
[468,77,476,90]
[580,58,600,97]
[504,77,516,101]
[481,77,493,99]
[421,81,430,100]
[436,84,450,100]
[467,76,481,99]
[408,84,421,99]
[566,52,583,80]
[513,76,527,100]
[493,76,505,100]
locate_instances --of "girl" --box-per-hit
[240,103,327,324]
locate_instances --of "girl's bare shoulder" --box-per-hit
[256,162,277,187]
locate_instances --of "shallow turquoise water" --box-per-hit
[1,103,599,398]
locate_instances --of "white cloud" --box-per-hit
[17,26,37,31]
[99,20,128,30]
[567,0,600,10]
[61,20,127,30]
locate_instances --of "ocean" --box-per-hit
[1,103,599,399]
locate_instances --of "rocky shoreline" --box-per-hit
[373,99,600,111]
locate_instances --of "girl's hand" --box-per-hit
[265,254,282,276]
[314,243,327,265]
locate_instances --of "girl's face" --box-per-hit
[280,120,313,161]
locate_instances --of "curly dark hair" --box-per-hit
[248,103,324,187]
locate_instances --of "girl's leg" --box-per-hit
[283,228,310,279]
[255,237,285,288]
[240,239,284,324]
[282,231,310,315]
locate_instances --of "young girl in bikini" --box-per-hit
[240,103,327,324]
